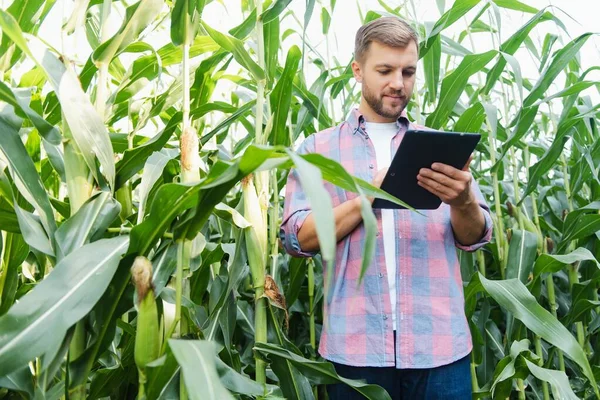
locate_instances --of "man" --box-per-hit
[279,17,492,399]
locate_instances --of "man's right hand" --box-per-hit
[367,167,389,204]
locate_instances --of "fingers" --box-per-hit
[462,154,473,171]
[429,162,471,180]
[416,175,453,198]
[418,168,466,192]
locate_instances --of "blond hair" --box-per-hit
[354,17,419,63]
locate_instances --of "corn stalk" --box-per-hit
[65,0,111,390]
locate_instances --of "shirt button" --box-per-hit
[378,272,383,278]
[383,315,388,320]
[369,163,374,169]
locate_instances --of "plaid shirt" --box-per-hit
[280,109,493,369]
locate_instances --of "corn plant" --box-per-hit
[0,0,599,399]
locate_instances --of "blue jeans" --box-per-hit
[326,353,472,400]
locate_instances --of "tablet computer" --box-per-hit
[372,129,481,210]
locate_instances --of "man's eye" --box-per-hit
[378,70,390,75]
[404,71,415,77]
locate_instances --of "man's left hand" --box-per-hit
[416,155,475,209]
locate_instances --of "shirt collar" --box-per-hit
[347,108,411,135]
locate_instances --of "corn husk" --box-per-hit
[131,256,160,370]
[242,175,267,288]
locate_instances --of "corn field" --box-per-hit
[0,0,599,398]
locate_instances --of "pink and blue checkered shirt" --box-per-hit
[280,109,493,369]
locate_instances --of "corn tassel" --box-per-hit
[131,256,160,399]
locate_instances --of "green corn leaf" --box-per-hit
[523,33,593,107]
[321,7,331,35]
[0,236,129,377]
[539,33,559,72]
[564,299,600,326]
[492,0,538,13]
[494,105,538,169]
[483,9,555,95]
[505,229,538,284]
[304,0,316,33]
[298,152,417,290]
[294,71,328,140]
[0,114,56,238]
[293,78,332,129]
[500,52,523,102]
[215,356,283,397]
[0,81,61,145]
[200,100,257,146]
[254,342,392,400]
[454,102,486,133]
[522,104,600,202]
[286,150,335,275]
[423,34,441,103]
[14,206,53,256]
[0,16,116,190]
[171,0,205,46]
[535,81,599,105]
[559,214,600,251]
[145,351,180,400]
[265,304,317,400]
[130,145,278,255]
[115,114,179,189]
[533,247,599,278]
[260,0,293,24]
[263,12,280,86]
[270,45,301,146]
[0,233,29,316]
[169,340,234,400]
[159,35,219,66]
[523,359,579,400]
[113,47,162,104]
[420,0,482,58]
[0,0,51,67]
[0,196,19,234]
[63,0,91,34]
[470,274,598,389]
[88,367,127,400]
[302,154,415,210]
[92,0,163,64]
[0,367,34,398]
[201,22,265,81]
[137,149,179,224]
[426,50,497,129]
[330,60,352,99]
[54,192,121,258]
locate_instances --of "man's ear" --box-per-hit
[351,60,362,83]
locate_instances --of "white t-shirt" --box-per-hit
[365,122,398,330]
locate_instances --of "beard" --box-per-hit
[362,80,409,120]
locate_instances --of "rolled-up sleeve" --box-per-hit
[454,178,493,252]
[279,135,318,258]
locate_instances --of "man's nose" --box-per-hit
[389,72,404,91]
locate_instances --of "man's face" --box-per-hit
[352,40,418,122]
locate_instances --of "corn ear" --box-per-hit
[242,175,267,288]
[180,126,200,184]
[131,256,160,371]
